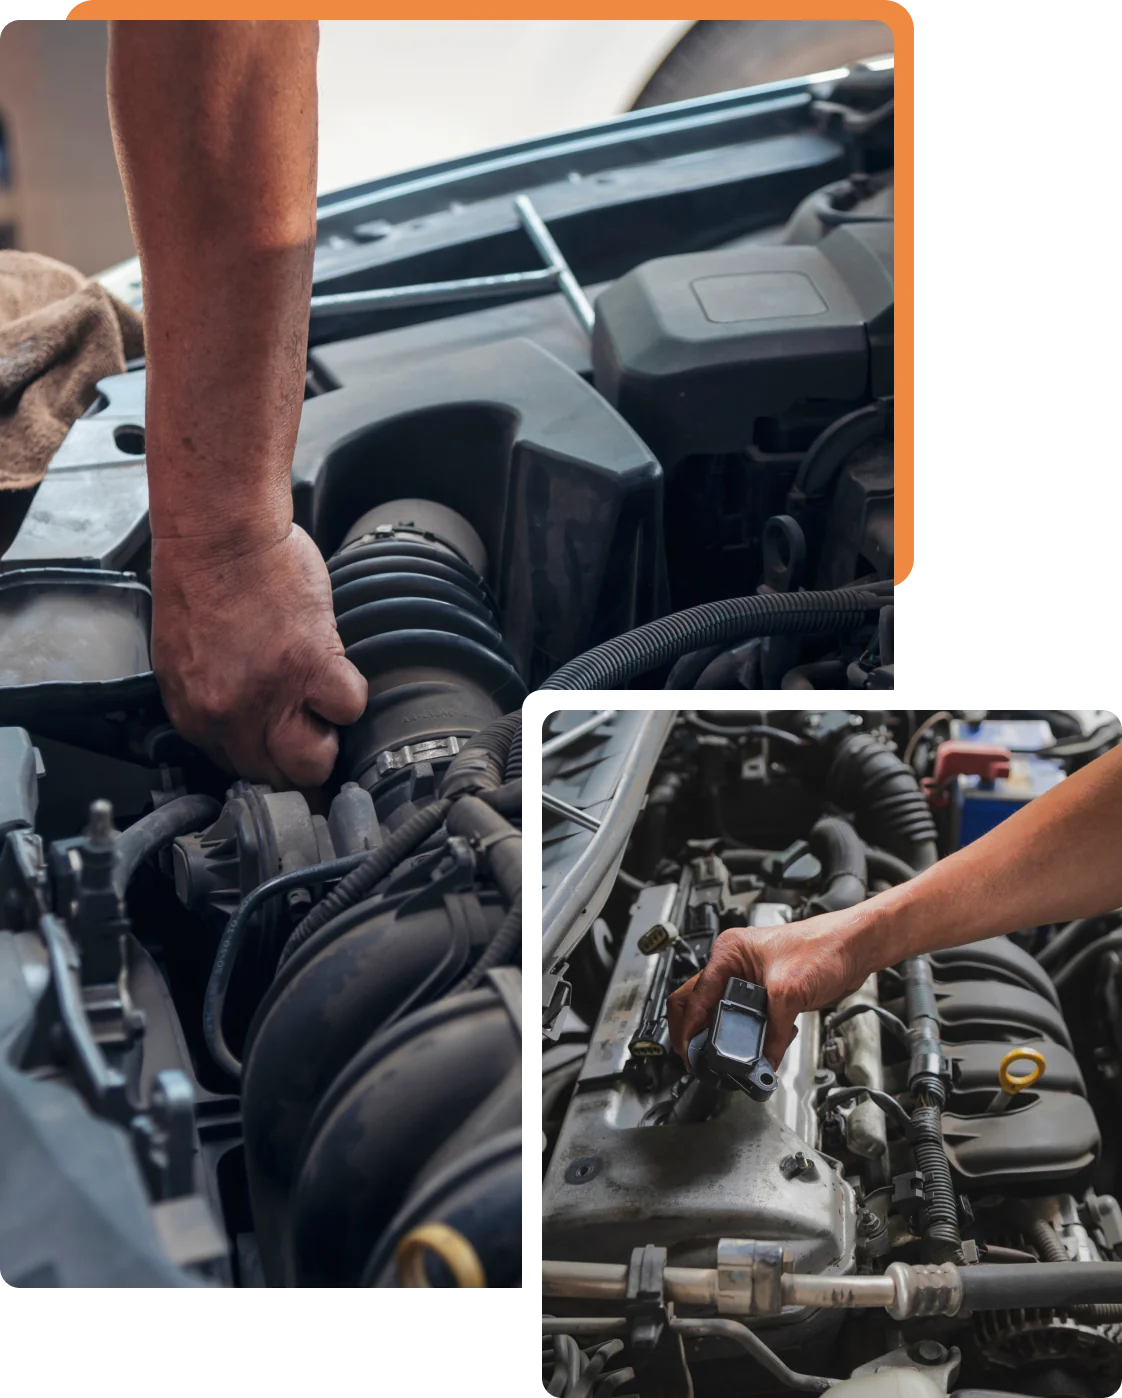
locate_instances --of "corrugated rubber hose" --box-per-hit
[826,731,939,870]
[541,584,890,690]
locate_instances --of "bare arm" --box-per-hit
[668,745,1122,1065]
[108,21,365,786]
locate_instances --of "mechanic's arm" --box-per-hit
[668,744,1122,1068]
[107,21,366,787]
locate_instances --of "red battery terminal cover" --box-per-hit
[922,741,1012,808]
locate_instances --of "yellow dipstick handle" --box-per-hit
[998,1047,1046,1094]
[395,1222,486,1288]
[987,1047,1046,1112]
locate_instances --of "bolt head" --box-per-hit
[87,799,115,842]
[912,1341,947,1366]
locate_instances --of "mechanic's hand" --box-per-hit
[151,523,368,788]
[667,910,877,1069]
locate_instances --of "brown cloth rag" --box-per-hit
[0,249,144,492]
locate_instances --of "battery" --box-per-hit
[947,719,1065,848]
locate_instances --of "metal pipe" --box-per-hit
[667,1264,720,1306]
[542,710,616,759]
[543,1259,936,1316]
[669,1319,834,1392]
[820,1086,912,1136]
[541,1317,629,1337]
[781,1273,896,1309]
[514,194,596,336]
[543,1259,627,1299]
[308,267,560,319]
[542,790,602,833]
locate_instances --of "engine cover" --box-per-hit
[542,884,857,1277]
[592,223,892,470]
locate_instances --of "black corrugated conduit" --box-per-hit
[541,584,890,691]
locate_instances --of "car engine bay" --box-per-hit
[10,60,894,693]
[541,710,1122,1397]
[0,503,524,1287]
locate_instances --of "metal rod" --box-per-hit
[541,1317,629,1337]
[670,1319,834,1393]
[781,1274,896,1309]
[309,267,560,320]
[542,1260,716,1306]
[514,194,596,337]
[667,1264,720,1306]
[542,1260,896,1312]
[542,790,602,834]
[542,710,616,760]
[542,1260,627,1299]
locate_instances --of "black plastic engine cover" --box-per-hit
[592,222,892,470]
[929,937,1061,1008]
[0,570,162,754]
[940,1094,1099,1191]
[290,337,662,685]
[919,943,1098,1193]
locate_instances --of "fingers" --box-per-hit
[762,997,799,1070]
[305,651,368,727]
[266,705,341,789]
[666,972,699,1061]
[668,930,760,1061]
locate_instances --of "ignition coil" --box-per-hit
[687,977,778,1102]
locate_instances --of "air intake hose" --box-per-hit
[328,499,526,806]
[803,816,867,916]
[825,731,938,870]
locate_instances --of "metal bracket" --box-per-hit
[374,735,464,777]
[132,1070,197,1203]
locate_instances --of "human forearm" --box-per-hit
[105,23,366,788]
[669,744,1122,1065]
[851,744,1122,976]
[107,20,319,552]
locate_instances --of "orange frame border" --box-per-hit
[65,2,914,584]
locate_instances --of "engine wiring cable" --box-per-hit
[682,712,810,745]
[203,711,523,1081]
[902,710,952,768]
[202,851,370,1082]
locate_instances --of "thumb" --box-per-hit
[668,936,746,1062]
[306,652,368,727]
